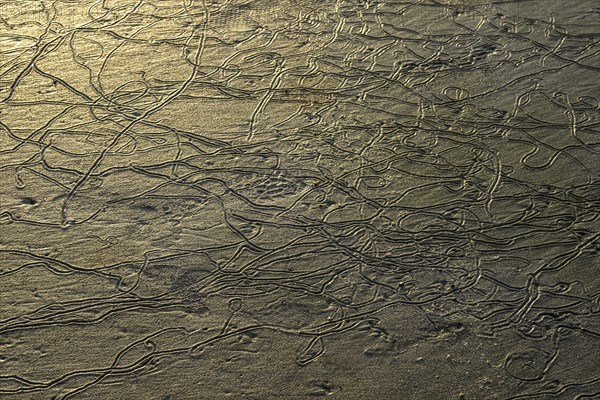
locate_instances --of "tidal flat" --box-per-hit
[0,0,599,399]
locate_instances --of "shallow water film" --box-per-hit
[1,0,599,399]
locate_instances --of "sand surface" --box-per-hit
[0,1,599,399]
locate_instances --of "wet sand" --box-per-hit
[0,1,599,399]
